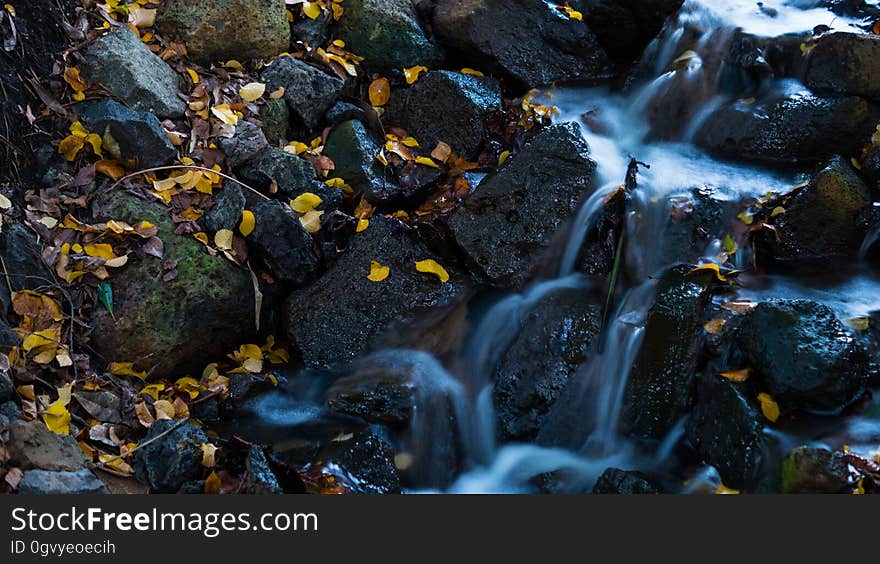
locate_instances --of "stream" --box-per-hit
[222,0,880,493]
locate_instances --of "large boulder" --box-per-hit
[621,265,715,439]
[335,0,442,71]
[133,420,208,493]
[286,215,470,369]
[247,200,321,286]
[326,354,419,427]
[398,70,502,160]
[311,429,401,494]
[156,0,290,65]
[18,469,109,495]
[260,57,344,129]
[733,299,870,413]
[780,446,850,494]
[91,192,255,380]
[446,122,598,288]
[79,100,176,168]
[805,32,880,99]
[432,0,612,87]
[758,157,873,262]
[493,287,602,442]
[576,0,684,63]
[81,28,185,119]
[687,374,767,490]
[7,420,88,472]
[695,91,880,164]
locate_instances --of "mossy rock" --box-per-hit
[157,0,290,65]
[91,191,255,380]
[260,98,290,144]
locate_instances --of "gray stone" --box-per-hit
[240,446,283,494]
[79,99,176,168]
[18,469,109,495]
[0,371,12,402]
[218,121,268,168]
[247,200,321,286]
[8,420,88,472]
[260,57,344,129]
[780,446,850,493]
[133,420,207,493]
[805,32,880,98]
[259,98,289,144]
[203,182,246,233]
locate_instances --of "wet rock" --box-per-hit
[259,98,289,144]
[336,0,442,71]
[695,91,880,163]
[0,371,12,402]
[780,446,850,493]
[8,420,88,472]
[218,121,268,168]
[203,182,245,233]
[860,144,880,188]
[240,446,283,494]
[322,120,398,203]
[759,157,873,262]
[398,71,502,160]
[226,373,276,409]
[622,265,715,439]
[494,287,603,442]
[156,0,289,65]
[805,32,880,98]
[79,100,176,168]
[260,56,344,129]
[325,101,368,126]
[576,0,684,63]
[687,374,766,490]
[592,468,663,494]
[81,28,185,119]
[18,469,108,495]
[432,0,611,88]
[0,223,56,307]
[238,148,339,206]
[734,299,870,413]
[315,429,401,494]
[247,200,321,286]
[0,321,18,353]
[326,355,418,426]
[286,215,470,369]
[446,122,597,288]
[133,420,208,493]
[291,10,332,47]
[92,192,254,380]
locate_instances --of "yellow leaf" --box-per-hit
[214,229,234,251]
[703,318,726,334]
[369,77,391,107]
[771,206,786,217]
[325,177,352,192]
[757,392,780,423]
[331,2,344,20]
[844,317,870,331]
[285,141,309,155]
[232,343,263,362]
[461,68,484,77]
[99,454,134,475]
[356,218,369,232]
[300,210,323,234]
[368,260,390,282]
[175,377,202,400]
[720,368,750,383]
[302,1,321,19]
[201,443,218,468]
[211,104,239,125]
[84,243,117,260]
[239,82,266,102]
[140,383,165,401]
[291,192,323,213]
[240,210,255,236]
[415,259,449,283]
[154,399,175,420]
[415,156,440,169]
[401,137,420,147]
[204,470,221,494]
[715,484,740,495]
[498,150,511,166]
[109,362,148,380]
[186,68,199,84]
[688,263,727,282]
[42,400,71,435]
[404,65,428,84]
[22,329,59,353]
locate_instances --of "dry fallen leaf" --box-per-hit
[757,392,780,423]
[240,210,255,236]
[415,259,449,282]
[214,229,234,251]
[291,192,323,213]
[368,260,390,282]
[239,82,266,102]
[42,400,71,435]
[369,77,391,107]
[720,368,750,383]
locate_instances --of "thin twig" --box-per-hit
[108,165,270,201]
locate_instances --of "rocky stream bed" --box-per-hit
[0,0,879,494]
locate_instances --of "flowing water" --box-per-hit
[228,1,880,492]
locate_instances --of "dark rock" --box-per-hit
[759,157,873,261]
[325,101,367,126]
[0,223,55,309]
[805,32,880,98]
[336,0,442,71]
[18,469,109,495]
[238,148,340,207]
[247,200,320,286]
[861,144,880,188]
[622,265,715,439]
[326,356,418,426]
[432,0,612,88]
[446,122,598,288]
[79,99,176,168]
[291,9,332,46]
[592,468,663,494]
[286,215,470,369]
[494,287,602,442]
[81,28,185,118]
[240,446,283,494]
[218,120,268,168]
[260,57,344,129]
[315,429,401,494]
[0,320,19,353]
[203,182,245,233]
[0,401,21,422]
[226,373,276,409]
[133,420,208,493]
[399,71,502,160]
[8,420,88,472]
[92,192,254,380]
[0,371,11,402]
[687,374,766,490]
[156,0,290,65]
[734,299,870,413]
[322,120,400,204]
[780,446,850,493]
[695,91,880,163]
[259,98,290,144]
[576,0,684,63]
